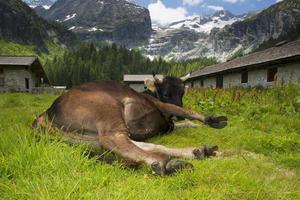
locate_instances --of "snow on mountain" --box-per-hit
[23,0,56,7]
[168,11,243,34]
[37,0,152,47]
[142,10,245,61]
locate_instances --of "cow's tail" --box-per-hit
[31,112,48,130]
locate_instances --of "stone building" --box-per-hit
[185,41,300,88]
[123,74,164,92]
[0,56,48,92]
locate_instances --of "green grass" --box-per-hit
[0,40,66,64]
[0,40,36,56]
[1,86,300,199]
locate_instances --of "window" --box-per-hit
[0,68,4,87]
[200,80,204,87]
[267,68,278,82]
[241,71,248,83]
[216,75,223,89]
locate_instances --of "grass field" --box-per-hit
[1,85,300,199]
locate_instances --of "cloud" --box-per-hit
[221,0,245,3]
[276,0,283,2]
[148,0,189,25]
[207,5,225,11]
[183,0,203,6]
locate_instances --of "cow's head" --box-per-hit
[144,75,185,107]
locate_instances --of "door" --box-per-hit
[25,78,30,91]
[216,75,223,89]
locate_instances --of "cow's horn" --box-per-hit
[152,72,161,83]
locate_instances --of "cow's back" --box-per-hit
[46,80,161,135]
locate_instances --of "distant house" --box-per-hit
[185,41,300,88]
[123,74,164,92]
[0,56,48,92]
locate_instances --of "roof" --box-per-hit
[124,74,164,82]
[0,56,37,66]
[187,40,300,80]
[0,56,48,82]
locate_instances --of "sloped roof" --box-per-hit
[124,74,164,82]
[187,40,300,80]
[0,56,48,81]
[0,56,37,66]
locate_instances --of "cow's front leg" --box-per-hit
[153,99,228,129]
[97,130,193,175]
[132,141,218,159]
[174,119,199,128]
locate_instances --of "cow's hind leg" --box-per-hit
[97,128,193,175]
[132,141,218,159]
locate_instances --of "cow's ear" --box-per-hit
[144,78,156,92]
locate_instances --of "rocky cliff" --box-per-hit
[40,0,152,47]
[143,0,300,61]
[142,10,244,61]
[209,0,300,60]
[0,0,77,52]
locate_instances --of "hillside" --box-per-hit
[142,0,300,61]
[209,0,300,60]
[142,10,244,61]
[0,0,77,53]
[36,0,152,47]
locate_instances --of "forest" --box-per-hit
[44,42,217,87]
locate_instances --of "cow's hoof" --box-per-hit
[151,161,167,176]
[193,145,218,159]
[205,116,228,129]
[151,160,193,175]
[165,160,194,175]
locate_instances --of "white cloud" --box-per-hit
[183,0,203,6]
[276,0,283,2]
[207,5,225,11]
[221,0,245,3]
[148,0,189,25]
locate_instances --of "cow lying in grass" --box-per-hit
[32,76,227,175]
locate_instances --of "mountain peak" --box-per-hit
[35,0,151,47]
[212,10,236,20]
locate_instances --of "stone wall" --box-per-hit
[277,62,300,85]
[0,67,38,92]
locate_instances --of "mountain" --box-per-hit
[142,10,244,61]
[0,0,77,52]
[209,0,300,60]
[38,0,152,47]
[143,0,300,61]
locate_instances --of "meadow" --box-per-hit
[0,85,300,199]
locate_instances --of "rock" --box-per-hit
[39,0,152,47]
[143,0,300,62]
[0,0,77,52]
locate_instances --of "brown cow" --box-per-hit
[33,77,227,175]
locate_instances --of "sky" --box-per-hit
[133,0,283,25]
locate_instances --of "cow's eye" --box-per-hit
[163,93,170,98]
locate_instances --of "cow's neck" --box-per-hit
[142,89,158,99]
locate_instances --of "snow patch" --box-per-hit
[88,27,104,32]
[169,16,241,34]
[43,5,51,10]
[68,26,76,30]
[63,13,76,22]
